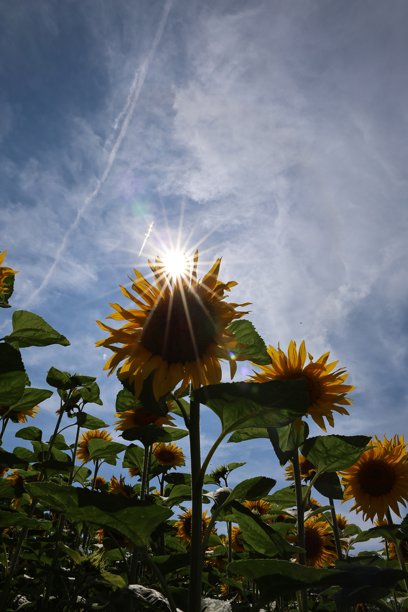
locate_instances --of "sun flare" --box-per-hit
[161,249,189,280]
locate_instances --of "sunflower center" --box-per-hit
[357,458,396,496]
[304,525,324,563]
[141,288,218,363]
[156,450,176,464]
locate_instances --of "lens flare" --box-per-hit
[162,249,189,280]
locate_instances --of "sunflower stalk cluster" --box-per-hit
[1,249,408,611]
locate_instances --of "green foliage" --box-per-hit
[15,426,43,441]
[227,319,271,364]
[87,439,127,464]
[268,421,309,465]
[225,476,276,504]
[4,310,70,348]
[0,342,27,405]
[302,435,371,472]
[77,412,108,430]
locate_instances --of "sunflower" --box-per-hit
[243,499,271,516]
[341,435,408,522]
[94,476,108,490]
[336,514,348,531]
[76,429,112,463]
[108,475,134,497]
[0,466,8,478]
[0,251,17,304]
[97,252,248,399]
[230,526,245,553]
[174,508,211,544]
[152,442,185,467]
[292,515,338,568]
[249,340,354,431]
[128,466,141,478]
[0,404,39,423]
[285,454,317,482]
[114,406,174,432]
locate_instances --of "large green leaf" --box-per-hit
[0,512,52,531]
[228,428,269,443]
[15,426,43,441]
[77,381,103,405]
[228,319,270,365]
[123,444,145,473]
[115,387,137,412]
[0,447,29,468]
[302,435,370,472]
[46,367,95,390]
[9,387,53,414]
[267,485,308,508]
[313,472,343,499]
[0,342,27,406]
[87,439,127,464]
[25,482,172,547]
[268,421,309,465]
[5,310,70,348]
[77,412,108,430]
[161,427,188,441]
[231,502,296,557]
[195,379,309,433]
[225,476,276,504]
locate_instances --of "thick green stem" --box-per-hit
[0,415,10,444]
[328,496,343,560]
[68,422,82,485]
[140,444,151,501]
[188,397,202,611]
[292,452,308,612]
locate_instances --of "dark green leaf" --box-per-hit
[5,310,70,348]
[168,397,190,418]
[115,387,137,412]
[123,444,145,473]
[228,428,269,443]
[0,512,52,531]
[313,472,343,499]
[25,482,172,547]
[195,379,309,432]
[0,447,29,468]
[87,439,127,463]
[267,485,308,508]
[302,435,371,472]
[0,343,27,405]
[228,319,271,365]
[164,472,191,486]
[152,553,190,575]
[226,476,276,504]
[13,446,36,462]
[268,421,309,465]
[163,484,191,506]
[78,381,103,405]
[15,426,43,441]
[9,387,53,413]
[161,427,188,441]
[77,412,108,430]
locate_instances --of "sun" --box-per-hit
[161,249,189,281]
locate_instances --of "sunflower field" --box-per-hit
[1,249,407,612]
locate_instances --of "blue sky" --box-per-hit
[1,1,408,529]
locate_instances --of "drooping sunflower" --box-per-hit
[114,406,174,431]
[152,442,185,467]
[0,404,39,423]
[97,252,248,399]
[174,508,211,544]
[249,340,354,431]
[243,499,271,516]
[341,435,408,522]
[76,429,112,463]
[285,454,317,482]
[292,515,338,568]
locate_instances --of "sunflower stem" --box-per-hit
[386,510,408,595]
[292,451,308,612]
[329,497,343,560]
[140,444,151,501]
[188,396,202,611]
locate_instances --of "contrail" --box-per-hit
[26,0,173,307]
[139,221,154,256]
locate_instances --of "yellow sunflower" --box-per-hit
[97,252,248,399]
[0,404,39,423]
[114,406,174,431]
[243,499,271,516]
[76,429,112,463]
[128,466,141,478]
[293,515,338,568]
[341,434,408,522]
[174,508,211,544]
[230,526,245,552]
[152,442,185,467]
[94,476,108,490]
[249,340,354,431]
[285,454,317,482]
[108,475,134,497]
[0,251,17,299]
[336,514,348,531]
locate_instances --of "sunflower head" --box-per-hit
[336,514,348,531]
[249,340,354,431]
[292,515,337,568]
[114,405,174,432]
[230,526,245,552]
[243,499,271,516]
[174,508,211,545]
[341,434,408,522]
[0,250,17,307]
[94,476,108,491]
[285,454,317,482]
[0,404,39,424]
[128,466,141,478]
[152,442,185,468]
[108,475,134,497]
[76,429,112,463]
[97,251,248,399]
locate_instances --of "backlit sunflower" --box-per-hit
[174,508,211,544]
[0,404,39,423]
[0,250,17,306]
[336,514,348,531]
[285,454,317,482]
[114,406,174,432]
[94,476,108,490]
[152,442,185,467]
[97,252,248,399]
[291,515,338,568]
[108,475,134,497]
[76,429,112,463]
[243,499,271,516]
[230,526,245,552]
[341,435,408,521]
[249,340,354,431]
[128,466,141,478]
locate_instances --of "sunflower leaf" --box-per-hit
[25,482,172,547]
[9,387,53,413]
[195,379,309,433]
[15,426,43,441]
[268,421,309,465]
[225,476,276,504]
[77,413,108,430]
[0,342,27,406]
[228,428,269,442]
[302,435,371,472]
[5,310,70,348]
[87,439,127,464]
[313,471,343,499]
[228,320,271,365]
